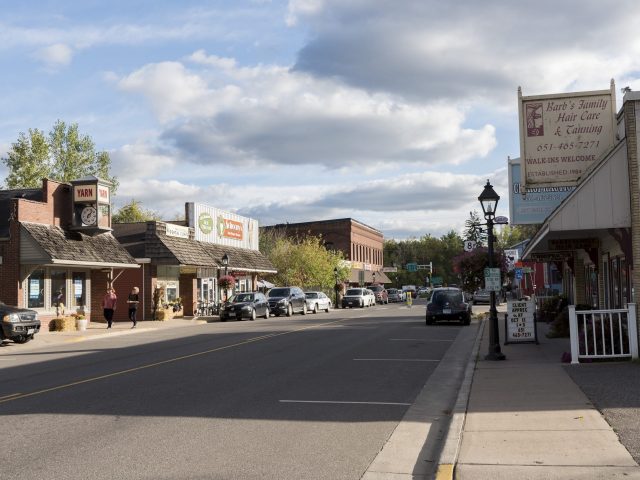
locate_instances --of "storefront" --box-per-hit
[113,204,276,319]
[0,177,139,327]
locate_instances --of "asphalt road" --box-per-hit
[0,301,474,480]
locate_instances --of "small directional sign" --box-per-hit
[463,240,477,252]
[494,216,509,225]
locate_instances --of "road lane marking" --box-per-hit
[0,393,22,400]
[0,318,350,405]
[353,358,440,362]
[280,400,411,406]
[389,339,454,342]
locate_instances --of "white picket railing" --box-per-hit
[569,304,639,364]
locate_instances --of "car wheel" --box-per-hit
[287,304,293,317]
[360,301,364,308]
[425,316,434,326]
[250,309,256,321]
[462,315,471,326]
[325,305,330,313]
[313,304,318,314]
[220,315,227,322]
[12,335,30,344]
[264,308,270,319]
[301,304,307,315]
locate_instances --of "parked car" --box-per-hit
[387,288,405,302]
[426,287,472,325]
[0,303,40,343]
[341,288,375,308]
[368,284,388,304]
[304,291,332,313]
[220,292,270,321]
[472,289,501,305]
[267,287,307,316]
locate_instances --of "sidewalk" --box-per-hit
[0,316,214,353]
[448,319,640,479]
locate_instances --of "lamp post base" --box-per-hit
[485,351,506,361]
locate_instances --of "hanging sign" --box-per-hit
[505,300,538,344]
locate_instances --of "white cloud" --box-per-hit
[117,51,497,167]
[33,43,73,69]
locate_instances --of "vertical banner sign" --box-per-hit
[518,83,616,190]
[505,300,538,344]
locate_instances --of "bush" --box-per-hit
[539,295,568,323]
[546,303,591,338]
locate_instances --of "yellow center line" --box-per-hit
[0,317,348,405]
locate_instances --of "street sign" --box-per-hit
[514,268,523,280]
[463,240,476,252]
[494,216,509,224]
[382,266,398,273]
[484,267,501,292]
[431,276,443,285]
[406,263,418,272]
[417,263,432,271]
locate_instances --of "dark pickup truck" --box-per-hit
[0,303,40,344]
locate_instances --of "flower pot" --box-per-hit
[53,316,76,332]
[76,318,88,331]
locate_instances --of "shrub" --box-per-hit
[547,303,591,338]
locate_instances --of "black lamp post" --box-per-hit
[222,253,229,277]
[334,267,339,309]
[479,180,506,361]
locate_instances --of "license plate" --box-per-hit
[348,301,354,305]
[443,309,451,314]
[27,328,34,335]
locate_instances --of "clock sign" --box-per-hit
[80,206,97,225]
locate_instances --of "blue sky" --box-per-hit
[2,0,639,238]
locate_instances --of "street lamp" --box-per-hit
[334,267,339,309]
[221,253,229,277]
[479,180,505,361]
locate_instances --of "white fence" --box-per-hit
[569,304,639,364]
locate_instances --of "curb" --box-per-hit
[434,316,486,480]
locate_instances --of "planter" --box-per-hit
[76,318,88,331]
[155,307,183,321]
[53,316,76,332]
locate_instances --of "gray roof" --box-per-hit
[21,222,138,266]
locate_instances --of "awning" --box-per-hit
[348,269,391,284]
[20,222,139,269]
[522,139,631,260]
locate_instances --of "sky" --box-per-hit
[2,0,640,239]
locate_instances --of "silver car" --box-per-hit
[341,288,375,308]
[304,291,332,313]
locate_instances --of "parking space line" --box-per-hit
[0,393,22,401]
[353,358,440,362]
[280,400,411,406]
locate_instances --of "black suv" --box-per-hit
[267,287,307,316]
[0,303,41,343]
[426,287,471,325]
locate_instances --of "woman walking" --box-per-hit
[127,287,140,328]
[102,288,117,329]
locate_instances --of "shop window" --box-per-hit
[164,282,178,302]
[27,269,45,309]
[51,270,67,309]
[71,272,87,308]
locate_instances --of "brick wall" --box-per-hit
[626,99,640,346]
[179,273,196,316]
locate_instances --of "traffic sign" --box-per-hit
[406,263,418,272]
[495,216,509,225]
[514,268,523,280]
[463,240,477,252]
[484,267,501,292]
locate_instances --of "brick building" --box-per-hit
[112,203,276,319]
[261,218,390,285]
[0,177,138,328]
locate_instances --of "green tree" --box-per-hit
[464,210,486,247]
[260,231,349,293]
[496,224,541,249]
[2,120,117,190]
[112,199,160,223]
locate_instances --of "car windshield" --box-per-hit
[432,291,463,305]
[305,293,318,299]
[346,289,363,295]
[232,293,255,303]
[268,288,290,297]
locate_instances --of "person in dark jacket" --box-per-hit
[127,287,140,328]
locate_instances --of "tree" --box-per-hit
[496,224,542,249]
[452,247,507,293]
[2,120,117,190]
[112,199,160,223]
[463,210,487,247]
[260,230,349,293]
